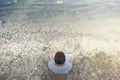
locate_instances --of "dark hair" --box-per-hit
[54,51,65,64]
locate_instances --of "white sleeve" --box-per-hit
[65,54,72,62]
[68,63,72,71]
[52,53,55,60]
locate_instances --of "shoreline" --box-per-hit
[0,18,120,79]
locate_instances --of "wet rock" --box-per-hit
[0,73,9,80]
[0,20,6,27]
[1,32,12,40]
[94,51,113,70]
[10,76,25,80]
[42,47,48,52]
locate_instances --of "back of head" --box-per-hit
[54,51,65,64]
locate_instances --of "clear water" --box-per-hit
[0,0,120,20]
[1,0,120,52]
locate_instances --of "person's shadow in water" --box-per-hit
[45,69,68,80]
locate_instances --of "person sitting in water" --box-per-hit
[48,50,76,74]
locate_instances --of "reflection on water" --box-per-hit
[0,0,120,20]
[0,0,25,18]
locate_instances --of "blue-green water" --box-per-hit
[0,0,120,20]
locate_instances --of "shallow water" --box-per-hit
[0,0,120,19]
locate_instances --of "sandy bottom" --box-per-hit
[1,15,120,80]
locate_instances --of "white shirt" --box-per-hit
[48,54,73,74]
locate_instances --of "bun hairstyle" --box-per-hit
[54,51,65,64]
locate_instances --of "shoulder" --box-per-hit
[64,62,73,71]
[48,60,55,69]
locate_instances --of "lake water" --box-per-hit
[0,0,120,20]
[1,0,120,54]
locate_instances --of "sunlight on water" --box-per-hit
[56,0,64,4]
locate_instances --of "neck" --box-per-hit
[55,63,65,66]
